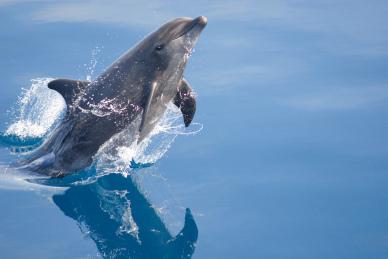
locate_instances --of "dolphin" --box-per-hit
[23,16,207,177]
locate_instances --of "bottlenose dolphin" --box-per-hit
[23,16,207,176]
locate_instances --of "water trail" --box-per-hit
[0,163,66,193]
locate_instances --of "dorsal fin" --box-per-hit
[48,79,90,106]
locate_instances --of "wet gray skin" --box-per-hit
[23,16,207,177]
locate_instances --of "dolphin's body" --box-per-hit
[24,16,207,177]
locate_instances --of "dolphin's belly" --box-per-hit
[53,106,143,172]
[53,114,117,171]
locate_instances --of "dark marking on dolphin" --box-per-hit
[22,16,207,176]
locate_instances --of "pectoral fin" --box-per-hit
[139,82,157,132]
[138,82,158,143]
[174,78,196,127]
[48,79,90,107]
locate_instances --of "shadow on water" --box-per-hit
[50,172,198,259]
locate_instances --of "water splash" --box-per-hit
[5,78,66,139]
[84,46,103,81]
[3,78,202,175]
[95,103,203,175]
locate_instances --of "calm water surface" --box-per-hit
[1,1,388,258]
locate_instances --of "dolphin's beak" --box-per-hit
[174,16,208,40]
[193,16,208,27]
[187,16,207,33]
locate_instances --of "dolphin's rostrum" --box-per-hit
[24,16,207,176]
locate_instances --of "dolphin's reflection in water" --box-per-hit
[52,173,198,258]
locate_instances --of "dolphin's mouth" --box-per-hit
[173,16,207,40]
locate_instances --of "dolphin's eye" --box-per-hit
[155,44,164,51]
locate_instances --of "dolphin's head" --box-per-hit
[132,16,207,82]
[147,16,207,67]
[107,17,207,141]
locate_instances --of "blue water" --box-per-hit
[1,1,388,259]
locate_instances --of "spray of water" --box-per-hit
[5,78,66,139]
[4,77,202,173]
[84,46,104,82]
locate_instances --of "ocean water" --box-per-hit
[1,1,388,259]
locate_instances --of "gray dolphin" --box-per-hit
[23,16,207,177]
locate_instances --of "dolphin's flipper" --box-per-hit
[139,82,157,133]
[138,82,158,142]
[48,79,90,106]
[174,78,196,127]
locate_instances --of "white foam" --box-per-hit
[95,103,203,173]
[5,78,66,138]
